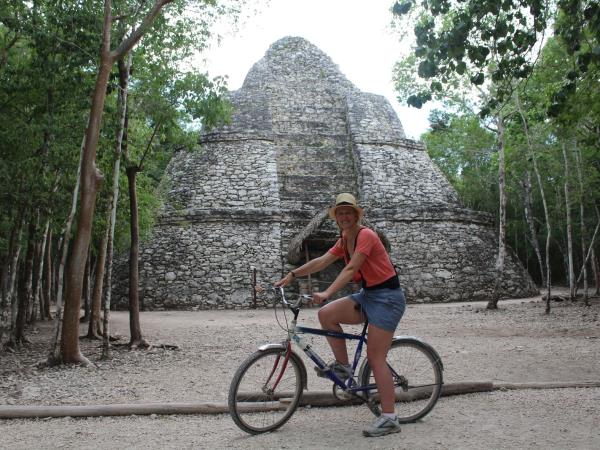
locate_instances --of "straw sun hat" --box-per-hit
[328,193,364,220]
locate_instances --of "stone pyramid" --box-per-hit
[124,36,537,309]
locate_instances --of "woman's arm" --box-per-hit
[314,252,367,303]
[275,252,340,287]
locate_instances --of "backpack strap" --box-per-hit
[343,227,365,281]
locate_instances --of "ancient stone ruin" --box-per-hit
[121,36,538,309]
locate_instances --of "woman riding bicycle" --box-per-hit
[275,193,406,437]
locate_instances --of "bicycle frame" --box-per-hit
[271,287,394,397]
[293,320,369,390]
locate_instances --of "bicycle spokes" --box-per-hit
[229,348,303,434]
[360,339,443,423]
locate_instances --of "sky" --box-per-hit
[197,0,433,140]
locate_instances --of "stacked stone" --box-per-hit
[113,36,537,310]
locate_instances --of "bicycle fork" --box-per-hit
[262,341,293,394]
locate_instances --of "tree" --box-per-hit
[423,109,498,212]
[391,0,599,117]
[117,57,231,350]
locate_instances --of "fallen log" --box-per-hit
[0,402,230,419]
[1,380,598,419]
[493,381,600,390]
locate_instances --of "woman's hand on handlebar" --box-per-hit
[274,272,294,287]
[312,291,330,305]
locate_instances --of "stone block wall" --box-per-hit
[377,217,537,302]
[135,220,282,310]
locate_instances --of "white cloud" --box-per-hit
[196,0,432,140]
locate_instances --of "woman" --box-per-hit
[275,193,406,437]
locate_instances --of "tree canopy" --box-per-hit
[392,0,600,117]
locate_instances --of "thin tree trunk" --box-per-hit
[487,117,507,310]
[562,144,575,300]
[81,249,91,322]
[51,236,61,307]
[522,170,545,286]
[121,116,162,349]
[515,93,552,313]
[89,229,108,340]
[101,52,131,357]
[34,220,50,323]
[13,220,36,346]
[42,228,53,320]
[573,145,588,304]
[0,215,24,349]
[126,166,148,348]
[575,218,599,291]
[9,259,20,344]
[29,239,41,323]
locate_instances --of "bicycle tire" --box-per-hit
[359,338,443,423]
[228,348,303,434]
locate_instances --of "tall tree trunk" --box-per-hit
[42,228,53,320]
[573,145,588,304]
[515,93,551,312]
[0,214,24,349]
[562,144,575,300]
[0,213,23,350]
[9,258,21,345]
[51,236,61,307]
[33,220,50,322]
[101,52,131,357]
[575,216,600,295]
[126,166,147,348]
[89,229,108,340]
[28,239,41,323]
[61,41,112,365]
[81,249,91,322]
[12,220,36,346]
[48,135,85,365]
[522,170,545,286]
[487,117,507,310]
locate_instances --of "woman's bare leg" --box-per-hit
[317,297,364,364]
[366,324,395,413]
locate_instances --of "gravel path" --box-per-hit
[1,290,599,449]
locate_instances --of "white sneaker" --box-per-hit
[362,415,402,437]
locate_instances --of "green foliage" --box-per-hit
[392,0,599,117]
[423,109,498,212]
[1,0,241,277]
[392,1,600,284]
[0,1,98,256]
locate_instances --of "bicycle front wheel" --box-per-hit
[228,348,303,434]
[359,338,443,423]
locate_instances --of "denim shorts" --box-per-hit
[350,287,406,332]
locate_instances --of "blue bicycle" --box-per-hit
[228,287,444,434]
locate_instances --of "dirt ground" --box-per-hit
[1,288,600,449]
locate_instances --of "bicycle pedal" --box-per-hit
[314,366,328,378]
[332,384,354,401]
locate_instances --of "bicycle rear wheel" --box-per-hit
[228,348,303,434]
[359,338,443,423]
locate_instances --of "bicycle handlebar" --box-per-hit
[275,286,313,309]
